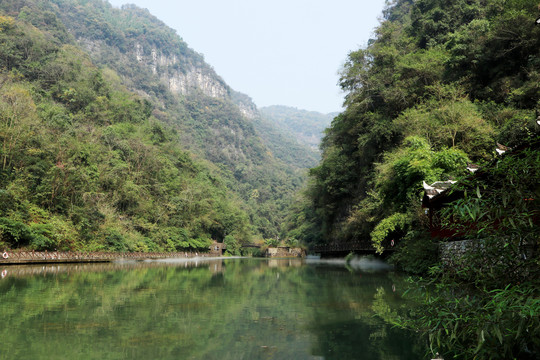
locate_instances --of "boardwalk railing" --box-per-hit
[310,240,395,253]
[0,250,213,264]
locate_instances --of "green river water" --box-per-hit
[0,257,426,359]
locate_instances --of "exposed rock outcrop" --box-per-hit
[133,42,229,99]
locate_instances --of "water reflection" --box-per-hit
[306,256,394,272]
[0,258,424,359]
[0,257,224,278]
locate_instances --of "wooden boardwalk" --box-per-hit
[0,250,215,265]
[310,239,395,255]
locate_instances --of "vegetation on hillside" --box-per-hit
[286,0,540,251]
[282,1,540,358]
[0,4,279,251]
[378,143,540,359]
[252,112,320,170]
[0,0,307,246]
[260,105,335,151]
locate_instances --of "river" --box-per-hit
[0,257,426,359]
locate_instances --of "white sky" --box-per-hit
[107,0,387,114]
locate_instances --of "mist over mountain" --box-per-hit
[260,105,335,151]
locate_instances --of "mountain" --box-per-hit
[260,105,336,151]
[250,115,320,170]
[0,0,307,251]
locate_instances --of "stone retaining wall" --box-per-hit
[440,238,536,268]
[439,239,483,267]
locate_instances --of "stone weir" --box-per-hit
[0,250,219,265]
[264,247,306,258]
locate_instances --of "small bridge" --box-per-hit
[237,240,396,257]
[310,239,395,257]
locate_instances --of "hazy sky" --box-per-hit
[107,0,387,113]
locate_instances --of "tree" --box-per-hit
[223,235,240,256]
[0,82,40,173]
[395,85,495,157]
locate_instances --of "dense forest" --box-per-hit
[251,112,320,170]
[0,0,310,252]
[282,0,540,358]
[286,0,540,252]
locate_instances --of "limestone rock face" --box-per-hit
[232,92,259,120]
[168,67,229,99]
[78,38,260,121]
[133,42,229,99]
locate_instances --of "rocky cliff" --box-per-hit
[133,42,230,99]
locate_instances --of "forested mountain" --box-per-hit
[286,0,540,248]
[0,0,305,251]
[260,105,335,151]
[251,113,320,170]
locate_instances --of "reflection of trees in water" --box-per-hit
[309,319,422,360]
[0,259,423,359]
[306,269,424,360]
[0,258,225,279]
[267,258,303,268]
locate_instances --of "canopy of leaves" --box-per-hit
[287,0,540,250]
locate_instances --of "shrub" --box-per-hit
[223,235,240,256]
[104,228,126,252]
[28,223,57,251]
[0,217,33,246]
[389,231,439,274]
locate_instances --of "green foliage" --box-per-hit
[189,236,212,251]
[395,86,495,157]
[376,141,540,359]
[265,238,280,247]
[289,0,540,253]
[439,143,540,286]
[252,113,319,169]
[154,227,190,251]
[283,192,323,245]
[0,217,34,246]
[0,217,57,250]
[259,105,334,150]
[28,223,57,251]
[223,234,240,256]
[285,237,299,247]
[370,213,409,254]
[104,228,126,252]
[384,282,540,360]
[0,0,306,248]
[0,9,257,252]
[0,15,15,32]
[281,1,540,359]
[388,231,439,274]
[376,136,469,212]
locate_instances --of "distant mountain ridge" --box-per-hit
[260,105,336,151]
